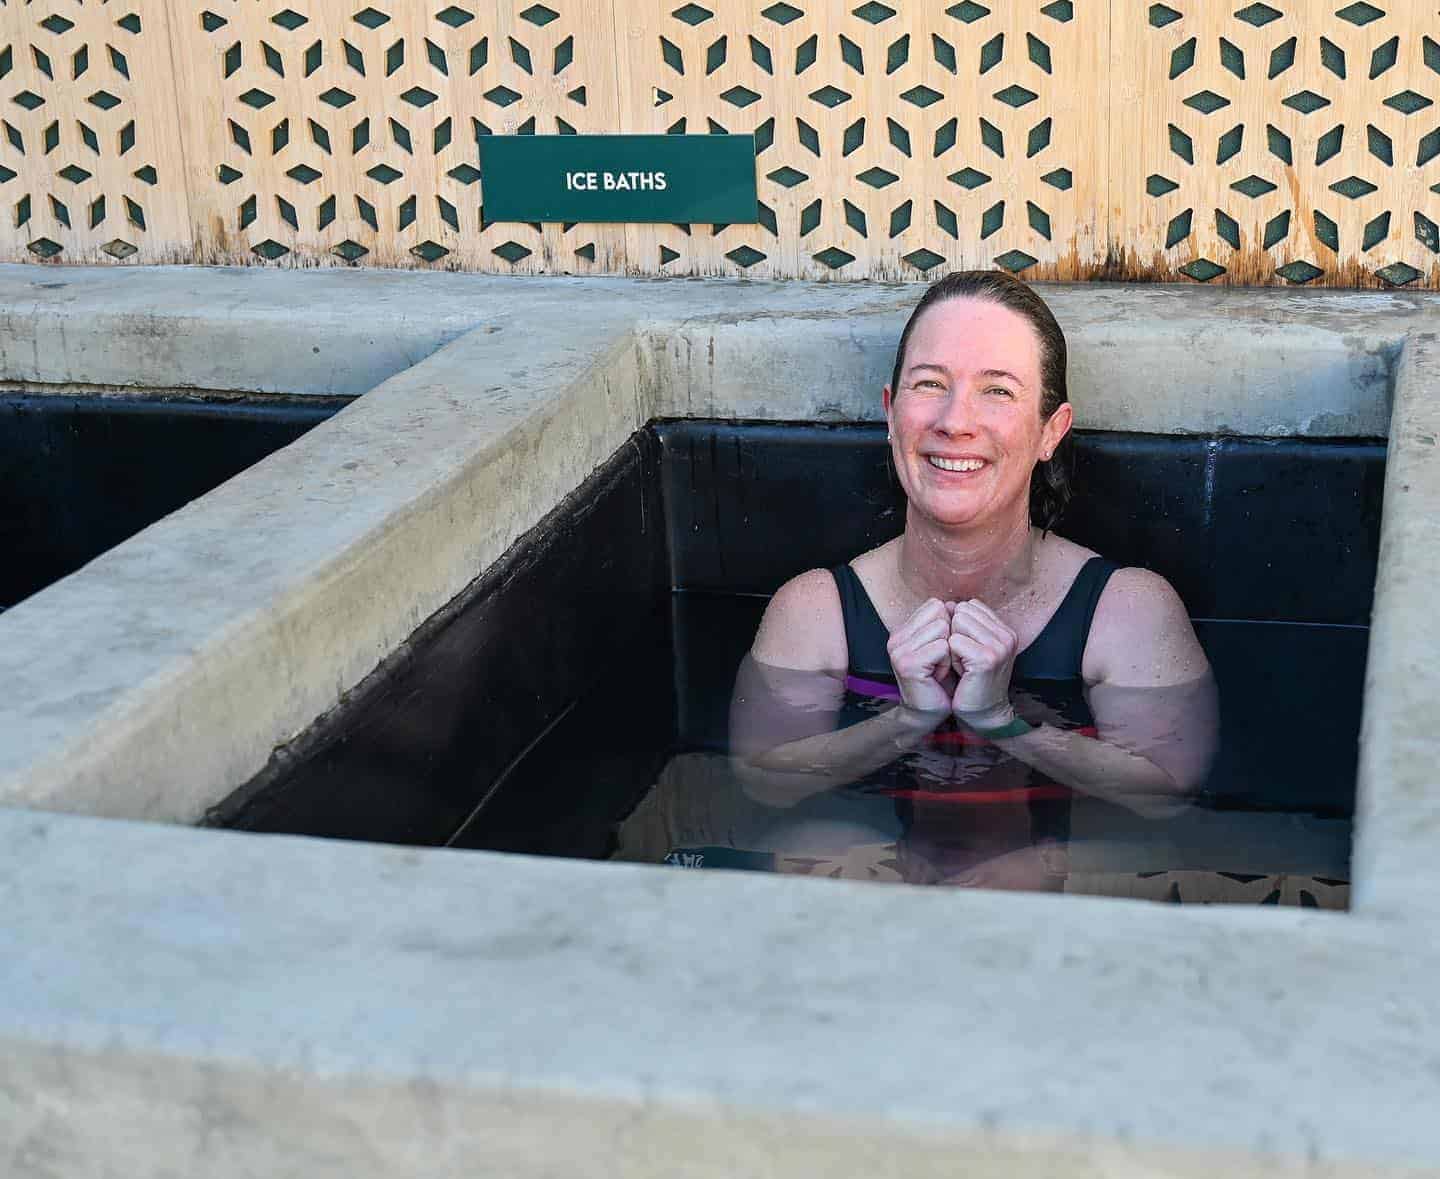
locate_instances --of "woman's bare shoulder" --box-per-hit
[750,567,848,673]
[1084,566,1210,687]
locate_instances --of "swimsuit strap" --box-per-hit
[830,563,896,683]
[1014,556,1120,680]
[830,556,1120,683]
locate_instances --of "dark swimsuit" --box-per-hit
[829,556,1119,867]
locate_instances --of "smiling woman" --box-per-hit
[730,270,1219,892]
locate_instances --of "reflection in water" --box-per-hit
[605,599,1353,910]
[720,653,1218,893]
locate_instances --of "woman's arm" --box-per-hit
[729,571,952,807]
[732,655,944,804]
[950,569,1218,819]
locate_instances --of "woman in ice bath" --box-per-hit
[729,270,1217,891]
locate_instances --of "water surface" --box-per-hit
[452,592,1358,909]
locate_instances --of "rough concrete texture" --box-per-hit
[650,284,1413,435]
[0,263,511,397]
[3,808,1440,1179]
[4,271,1424,823]
[1351,331,1440,921]
[0,304,652,820]
[0,264,1415,427]
[3,268,1440,1177]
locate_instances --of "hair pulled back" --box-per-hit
[889,269,1073,532]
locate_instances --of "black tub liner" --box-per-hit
[212,421,1384,850]
[2,392,347,609]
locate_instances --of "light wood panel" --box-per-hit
[0,0,1434,284]
[1111,0,1440,287]
[0,0,191,264]
[614,0,1109,279]
[168,0,625,271]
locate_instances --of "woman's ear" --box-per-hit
[1041,401,1073,459]
[882,385,895,441]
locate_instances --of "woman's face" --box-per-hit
[884,297,1072,530]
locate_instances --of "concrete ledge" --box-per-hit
[3,808,1439,1178]
[651,284,1411,436]
[0,308,652,820]
[5,273,1421,823]
[1352,330,1440,920]
[4,268,1440,1177]
[0,264,532,397]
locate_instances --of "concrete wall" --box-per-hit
[0,270,1420,821]
[3,265,1440,1177]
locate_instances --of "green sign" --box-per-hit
[477,134,758,224]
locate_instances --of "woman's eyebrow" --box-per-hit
[975,368,1024,384]
[906,362,1026,386]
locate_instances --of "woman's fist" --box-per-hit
[948,599,1019,717]
[886,598,955,717]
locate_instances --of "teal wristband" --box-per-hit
[965,715,1035,739]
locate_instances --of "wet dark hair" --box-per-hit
[889,269,1073,532]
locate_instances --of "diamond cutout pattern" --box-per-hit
[1284,90,1331,115]
[1384,91,1432,116]
[0,0,1433,284]
[132,0,618,272]
[813,246,856,269]
[568,0,1437,282]
[0,1,188,263]
[1335,3,1384,27]
[1276,259,1324,283]
[1122,0,1440,287]
[1234,4,1282,28]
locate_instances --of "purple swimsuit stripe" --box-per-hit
[844,674,901,700]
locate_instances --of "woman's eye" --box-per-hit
[986,386,1014,398]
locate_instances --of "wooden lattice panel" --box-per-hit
[1,0,1437,284]
[169,0,624,270]
[0,0,191,265]
[1112,0,1440,287]
[614,0,1108,279]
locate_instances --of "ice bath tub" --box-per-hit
[7,272,1440,1178]
[211,420,1383,907]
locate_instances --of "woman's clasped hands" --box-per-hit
[884,598,1021,729]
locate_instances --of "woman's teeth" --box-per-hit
[927,456,985,472]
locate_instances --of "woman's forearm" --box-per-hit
[734,704,945,806]
[990,723,1190,818]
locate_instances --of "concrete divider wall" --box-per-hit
[4,265,1440,1178]
[1,274,1419,821]
[1351,329,1440,920]
[654,287,1403,436]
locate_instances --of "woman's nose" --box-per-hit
[932,391,978,437]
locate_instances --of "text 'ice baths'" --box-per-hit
[565,171,668,191]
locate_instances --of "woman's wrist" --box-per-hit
[892,702,950,736]
[955,700,1035,738]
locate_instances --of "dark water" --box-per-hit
[1,393,346,609]
[451,593,1359,910]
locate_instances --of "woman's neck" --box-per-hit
[896,503,1039,607]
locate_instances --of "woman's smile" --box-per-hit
[924,454,988,474]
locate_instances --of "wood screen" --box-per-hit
[0,1,1435,285]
